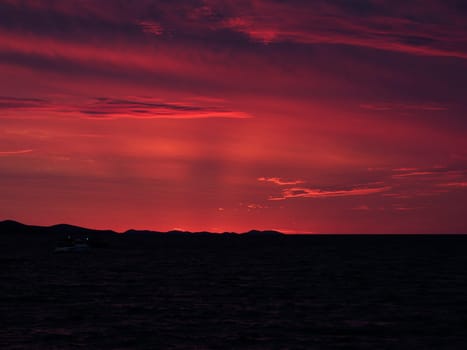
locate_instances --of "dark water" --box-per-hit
[2,234,467,349]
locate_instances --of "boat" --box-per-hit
[54,236,90,253]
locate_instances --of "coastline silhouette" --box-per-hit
[0,219,284,237]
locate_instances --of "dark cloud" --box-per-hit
[1,0,466,60]
[0,2,144,40]
[0,96,250,119]
[79,97,250,119]
[0,96,46,109]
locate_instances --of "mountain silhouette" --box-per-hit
[0,220,283,237]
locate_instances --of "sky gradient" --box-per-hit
[1,0,466,233]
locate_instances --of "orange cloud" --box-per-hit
[269,185,390,201]
[258,177,304,185]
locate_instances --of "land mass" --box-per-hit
[0,219,284,237]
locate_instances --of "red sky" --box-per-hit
[1,0,466,233]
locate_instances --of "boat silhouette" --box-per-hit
[54,235,90,253]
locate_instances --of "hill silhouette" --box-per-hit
[0,220,283,237]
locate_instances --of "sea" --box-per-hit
[1,234,467,349]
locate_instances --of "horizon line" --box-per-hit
[1,219,466,236]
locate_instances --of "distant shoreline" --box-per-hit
[1,219,466,236]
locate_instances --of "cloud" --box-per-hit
[258,175,391,201]
[138,21,164,36]
[79,97,251,119]
[216,0,467,59]
[258,177,304,185]
[269,185,390,201]
[391,167,466,180]
[393,206,418,211]
[246,203,267,209]
[3,0,467,62]
[0,149,33,156]
[0,96,48,109]
[360,103,448,111]
[0,96,70,119]
[0,96,251,120]
[260,165,466,203]
[369,166,467,201]
[392,171,437,178]
[439,182,467,188]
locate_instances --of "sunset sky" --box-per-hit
[1,0,466,233]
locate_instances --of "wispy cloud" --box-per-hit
[79,97,251,120]
[0,149,33,156]
[259,175,391,201]
[0,96,251,120]
[391,167,465,180]
[246,203,268,210]
[217,0,467,59]
[392,171,437,178]
[371,166,467,201]
[261,165,466,203]
[439,182,467,188]
[269,185,390,201]
[360,103,448,112]
[393,206,418,211]
[258,177,304,185]
[138,20,164,36]
[0,96,49,109]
